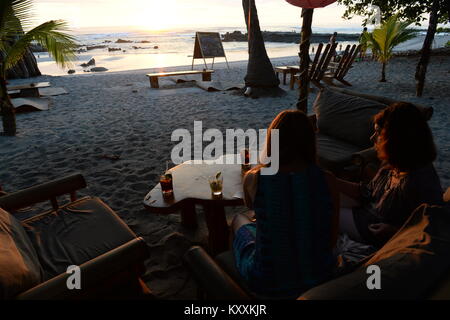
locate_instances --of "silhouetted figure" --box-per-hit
[329,32,337,45]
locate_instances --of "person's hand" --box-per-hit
[245,210,256,222]
[368,223,398,242]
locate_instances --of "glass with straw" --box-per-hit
[208,171,223,198]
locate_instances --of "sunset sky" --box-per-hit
[33,0,366,32]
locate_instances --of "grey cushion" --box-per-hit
[316,133,361,170]
[22,197,136,280]
[300,204,450,300]
[313,88,387,149]
[0,208,43,299]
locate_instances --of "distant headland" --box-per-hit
[221,30,360,44]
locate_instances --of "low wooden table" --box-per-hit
[7,82,50,97]
[143,154,245,255]
[274,66,299,86]
[146,70,214,89]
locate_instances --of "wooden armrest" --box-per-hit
[16,237,149,300]
[351,147,378,166]
[443,187,450,203]
[0,173,86,212]
[183,246,250,300]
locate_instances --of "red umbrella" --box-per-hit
[286,0,336,8]
[285,0,337,112]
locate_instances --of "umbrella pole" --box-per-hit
[297,8,314,113]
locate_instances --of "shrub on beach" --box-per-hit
[363,15,417,82]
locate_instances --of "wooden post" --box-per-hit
[202,71,212,81]
[297,8,314,113]
[149,76,159,89]
[203,202,229,256]
[181,201,198,229]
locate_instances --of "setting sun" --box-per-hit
[134,0,178,31]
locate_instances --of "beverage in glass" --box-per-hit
[209,172,223,198]
[160,172,173,197]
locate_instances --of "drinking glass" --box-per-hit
[160,172,173,197]
[208,174,223,198]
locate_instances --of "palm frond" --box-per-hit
[3,19,78,71]
[0,0,34,41]
[368,15,416,64]
[366,32,380,56]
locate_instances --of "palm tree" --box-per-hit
[1,0,77,136]
[364,15,416,82]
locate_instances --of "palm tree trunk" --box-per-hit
[242,0,284,98]
[0,74,16,136]
[415,1,439,97]
[380,62,387,82]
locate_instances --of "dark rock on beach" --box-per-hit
[5,47,41,79]
[90,67,108,72]
[80,58,96,67]
[116,39,133,43]
[68,69,76,74]
[222,31,247,42]
[108,47,122,52]
[86,45,107,50]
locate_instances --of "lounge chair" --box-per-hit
[323,44,361,87]
[0,174,152,300]
[183,202,450,300]
[290,42,338,90]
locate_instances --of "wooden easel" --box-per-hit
[191,32,229,70]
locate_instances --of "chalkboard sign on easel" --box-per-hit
[192,32,229,70]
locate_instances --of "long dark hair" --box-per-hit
[374,102,437,172]
[258,110,316,170]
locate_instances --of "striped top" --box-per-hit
[234,165,336,298]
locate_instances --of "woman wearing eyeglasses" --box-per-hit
[334,102,444,247]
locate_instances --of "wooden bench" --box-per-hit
[7,82,50,98]
[146,70,214,89]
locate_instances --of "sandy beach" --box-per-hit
[1,53,449,299]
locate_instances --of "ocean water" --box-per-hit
[34,26,449,76]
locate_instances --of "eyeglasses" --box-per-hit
[371,124,382,143]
